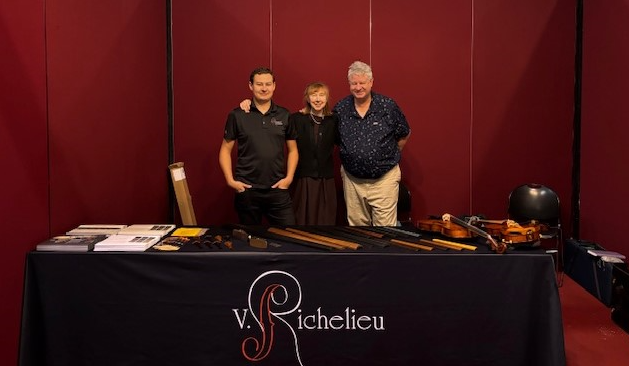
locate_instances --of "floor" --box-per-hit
[560,274,629,365]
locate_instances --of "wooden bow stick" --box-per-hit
[345,227,433,251]
[267,227,348,250]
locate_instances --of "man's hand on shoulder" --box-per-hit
[239,99,252,113]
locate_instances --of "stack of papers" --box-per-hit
[36,235,107,252]
[117,224,176,238]
[587,249,626,263]
[93,235,160,252]
[92,224,175,252]
[66,224,127,236]
[62,224,176,251]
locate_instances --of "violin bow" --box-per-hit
[442,213,507,254]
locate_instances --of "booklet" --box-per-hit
[116,224,176,238]
[36,235,107,252]
[93,235,161,252]
[170,227,208,237]
[66,224,127,236]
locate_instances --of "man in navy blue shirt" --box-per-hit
[219,67,298,225]
[333,61,411,226]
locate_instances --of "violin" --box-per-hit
[416,218,445,233]
[468,217,541,246]
[417,218,472,239]
[442,214,507,253]
[417,215,506,253]
[474,222,504,237]
[499,222,541,245]
[418,213,544,252]
[440,220,472,239]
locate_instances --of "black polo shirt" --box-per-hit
[223,101,296,189]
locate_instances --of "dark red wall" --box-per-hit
[171,0,374,225]
[172,0,273,225]
[46,1,170,234]
[0,1,48,364]
[471,1,575,226]
[172,0,576,229]
[581,0,629,252]
[1,0,169,364]
[373,1,473,217]
[2,0,600,364]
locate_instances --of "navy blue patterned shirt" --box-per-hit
[333,92,410,178]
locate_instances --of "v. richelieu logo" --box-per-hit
[232,270,385,365]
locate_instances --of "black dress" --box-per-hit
[289,112,338,225]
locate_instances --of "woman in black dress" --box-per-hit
[289,82,338,225]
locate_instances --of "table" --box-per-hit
[19,230,565,366]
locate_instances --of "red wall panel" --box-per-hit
[46,0,170,233]
[271,0,370,111]
[272,0,370,224]
[172,0,272,225]
[1,1,582,364]
[0,1,48,364]
[8,0,629,359]
[173,0,576,227]
[372,0,473,218]
[581,0,629,252]
[472,0,575,226]
[172,0,371,225]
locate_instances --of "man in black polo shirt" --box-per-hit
[219,67,298,225]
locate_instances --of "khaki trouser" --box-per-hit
[341,165,401,226]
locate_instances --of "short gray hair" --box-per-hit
[347,61,373,81]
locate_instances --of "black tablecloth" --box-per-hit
[19,230,565,366]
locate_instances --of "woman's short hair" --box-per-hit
[303,82,332,116]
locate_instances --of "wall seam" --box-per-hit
[469,0,475,213]
[269,0,273,68]
[369,0,373,64]
[44,0,52,237]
